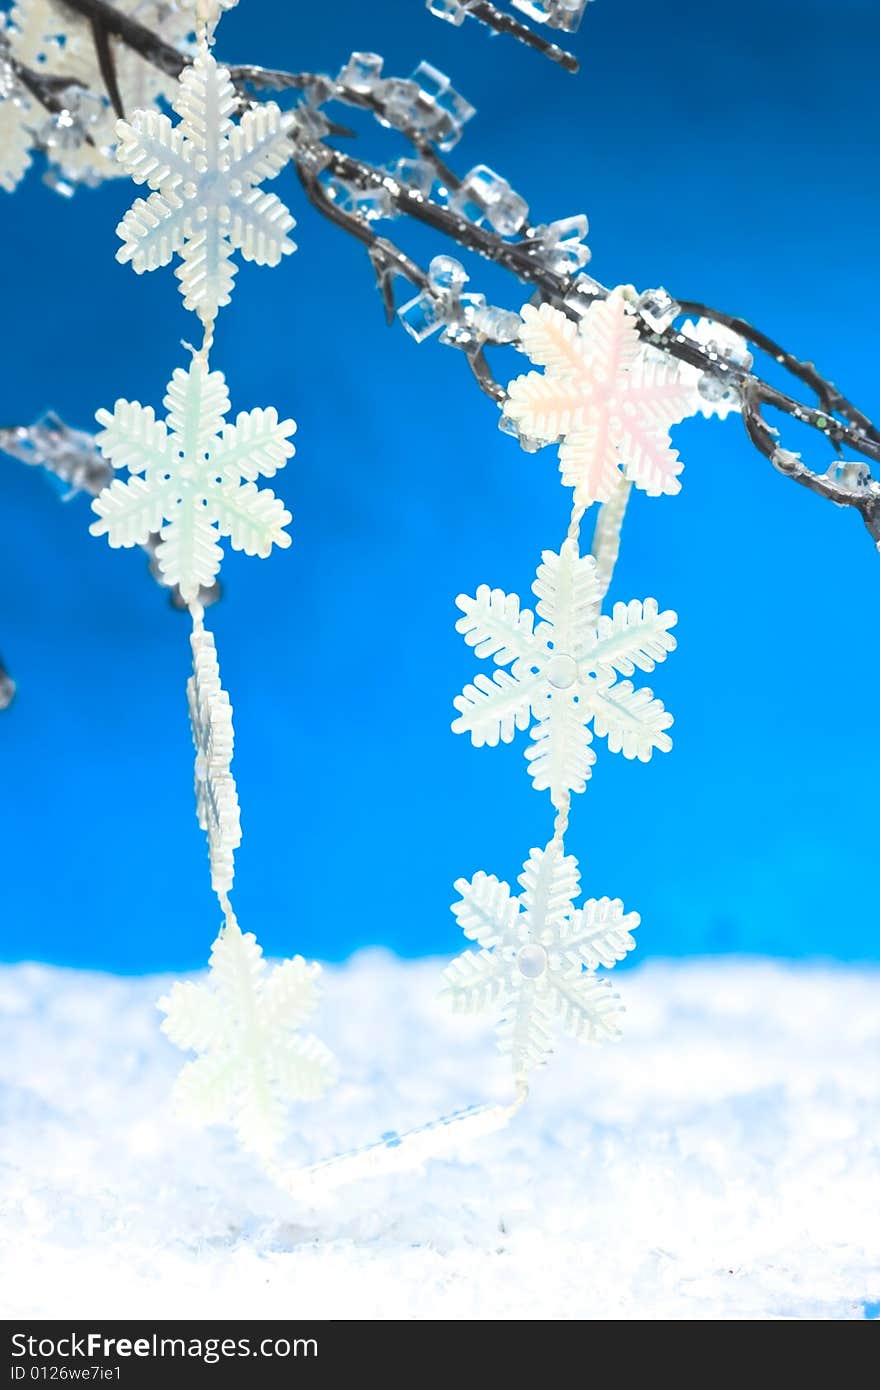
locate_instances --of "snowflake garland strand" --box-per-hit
[447,284,684,1091]
[87,5,336,1162]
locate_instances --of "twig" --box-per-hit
[451,1,580,73]
[8,0,880,548]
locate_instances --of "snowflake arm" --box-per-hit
[213,408,297,481]
[438,947,506,1013]
[451,668,543,747]
[454,585,539,666]
[157,509,226,600]
[451,871,522,948]
[90,475,176,548]
[518,841,581,935]
[158,917,336,1157]
[498,982,554,1082]
[584,674,673,760]
[164,364,231,455]
[516,299,586,374]
[211,482,292,558]
[115,111,191,191]
[116,191,188,275]
[525,695,595,803]
[587,598,678,677]
[544,971,623,1045]
[532,542,602,661]
[554,898,639,971]
[94,399,169,473]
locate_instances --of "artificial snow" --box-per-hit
[1,952,878,1320]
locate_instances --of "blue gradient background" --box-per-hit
[1,0,878,970]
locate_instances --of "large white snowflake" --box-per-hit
[452,540,676,805]
[115,46,297,320]
[188,623,241,895]
[443,841,638,1084]
[91,356,295,603]
[158,917,337,1157]
[503,289,695,505]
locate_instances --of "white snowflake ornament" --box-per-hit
[91,357,295,603]
[504,290,695,505]
[158,917,337,1157]
[188,623,241,895]
[443,841,637,1084]
[452,540,676,805]
[115,47,297,320]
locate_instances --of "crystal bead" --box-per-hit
[325,175,392,222]
[389,156,435,198]
[410,61,475,150]
[440,304,485,349]
[563,275,602,318]
[511,0,590,33]
[637,287,679,333]
[470,303,521,343]
[448,165,528,236]
[707,327,753,371]
[41,170,77,197]
[827,459,872,492]
[338,52,384,93]
[696,374,730,404]
[380,77,421,127]
[528,214,591,275]
[426,0,476,24]
[40,86,107,156]
[499,413,546,454]
[428,254,469,294]
[398,291,446,342]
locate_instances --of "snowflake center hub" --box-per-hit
[516,943,548,979]
[546,652,577,690]
[194,752,208,784]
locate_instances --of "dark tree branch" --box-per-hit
[456,2,580,72]
[8,0,880,551]
[57,0,187,78]
[88,13,126,119]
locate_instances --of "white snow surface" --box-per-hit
[1,952,878,1321]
